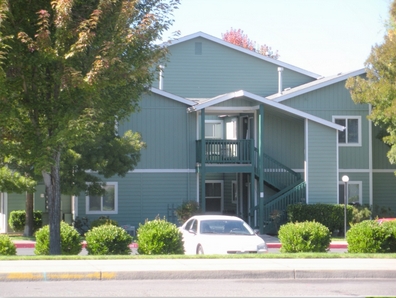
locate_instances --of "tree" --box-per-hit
[0,0,179,254]
[345,1,396,167]
[222,28,279,59]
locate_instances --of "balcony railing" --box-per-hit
[196,139,254,164]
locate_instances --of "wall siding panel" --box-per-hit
[307,121,338,204]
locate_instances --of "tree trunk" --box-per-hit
[42,150,62,255]
[23,192,34,237]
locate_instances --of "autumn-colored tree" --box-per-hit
[346,1,396,167]
[222,28,279,59]
[0,0,178,254]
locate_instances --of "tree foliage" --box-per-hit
[222,28,279,59]
[346,1,396,166]
[0,0,179,254]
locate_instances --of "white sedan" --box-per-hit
[179,215,268,255]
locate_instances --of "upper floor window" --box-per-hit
[205,121,223,139]
[86,182,118,214]
[333,116,361,146]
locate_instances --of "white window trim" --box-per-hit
[205,120,223,139]
[205,180,223,214]
[332,116,361,147]
[86,182,118,215]
[338,180,362,205]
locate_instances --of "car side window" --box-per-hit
[184,219,194,231]
[191,220,198,233]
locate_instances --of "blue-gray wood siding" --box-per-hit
[282,81,370,169]
[77,172,197,227]
[306,121,338,204]
[119,92,197,170]
[156,37,314,98]
[373,172,396,214]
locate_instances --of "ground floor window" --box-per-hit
[86,182,118,214]
[205,181,223,213]
[339,181,362,205]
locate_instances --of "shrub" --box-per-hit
[137,216,184,255]
[73,216,90,236]
[287,203,354,233]
[85,224,132,255]
[175,200,200,225]
[90,216,118,229]
[8,210,42,232]
[278,221,331,253]
[346,220,396,253]
[350,205,371,225]
[34,221,82,255]
[0,235,17,256]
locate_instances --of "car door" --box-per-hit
[181,219,198,254]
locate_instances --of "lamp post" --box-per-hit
[342,175,349,239]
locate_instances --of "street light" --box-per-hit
[342,175,349,239]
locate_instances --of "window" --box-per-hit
[86,182,118,214]
[339,181,362,205]
[333,116,361,146]
[205,181,223,213]
[205,121,223,139]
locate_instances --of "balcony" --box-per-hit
[196,139,254,164]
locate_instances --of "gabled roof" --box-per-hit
[150,87,196,106]
[186,90,344,131]
[165,32,321,79]
[267,69,366,102]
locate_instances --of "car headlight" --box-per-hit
[257,242,268,253]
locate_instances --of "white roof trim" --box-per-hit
[268,69,366,102]
[150,87,196,106]
[165,32,320,79]
[188,90,344,131]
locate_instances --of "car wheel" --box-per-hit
[197,245,204,255]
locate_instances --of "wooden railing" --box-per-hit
[196,139,254,164]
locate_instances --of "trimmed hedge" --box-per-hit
[347,220,396,253]
[34,221,82,255]
[278,221,331,253]
[137,217,184,255]
[287,203,354,232]
[90,216,118,229]
[85,224,132,255]
[0,234,17,256]
[8,210,42,232]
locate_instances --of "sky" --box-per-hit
[164,0,391,76]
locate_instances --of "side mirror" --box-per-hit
[253,229,260,235]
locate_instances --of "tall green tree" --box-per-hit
[0,0,179,254]
[346,1,396,166]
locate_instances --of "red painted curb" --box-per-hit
[14,242,139,249]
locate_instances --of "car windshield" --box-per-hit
[200,220,254,235]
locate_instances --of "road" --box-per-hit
[1,279,395,297]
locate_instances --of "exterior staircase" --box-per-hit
[254,153,306,234]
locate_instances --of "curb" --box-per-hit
[14,242,347,249]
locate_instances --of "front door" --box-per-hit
[205,181,223,214]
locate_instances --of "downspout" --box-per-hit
[278,67,284,94]
[159,65,164,90]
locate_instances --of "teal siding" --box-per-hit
[77,172,197,227]
[373,172,396,214]
[263,112,305,170]
[307,121,338,204]
[158,37,314,98]
[119,92,196,170]
[283,81,370,169]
